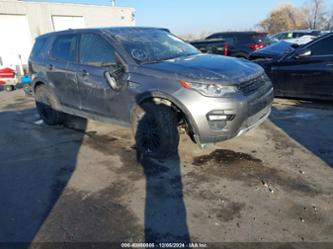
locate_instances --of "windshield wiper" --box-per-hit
[140,53,198,65]
[165,53,198,60]
[140,59,164,65]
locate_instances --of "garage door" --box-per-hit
[0,15,32,68]
[52,16,85,32]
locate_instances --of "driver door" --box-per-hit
[272,35,333,99]
[76,32,130,121]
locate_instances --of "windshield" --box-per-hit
[254,34,275,45]
[110,28,200,64]
[260,41,296,55]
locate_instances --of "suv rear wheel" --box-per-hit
[35,85,64,125]
[132,102,179,159]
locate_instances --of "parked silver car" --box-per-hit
[29,27,273,159]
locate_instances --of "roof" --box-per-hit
[209,31,266,36]
[37,27,168,39]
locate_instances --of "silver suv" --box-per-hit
[29,27,273,159]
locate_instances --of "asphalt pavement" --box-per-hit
[0,90,332,247]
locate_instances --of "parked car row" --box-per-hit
[250,33,333,101]
[270,29,322,42]
[190,30,333,101]
[191,31,274,59]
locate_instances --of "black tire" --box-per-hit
[4,85,14,92]
[35,85,64,125]
[132,102,179,159]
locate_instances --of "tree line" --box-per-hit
[257,0,333,34]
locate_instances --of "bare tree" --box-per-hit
[303,0,328,29]
[257,4,307,34]
[328,6,333,30]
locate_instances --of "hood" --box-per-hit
[140,54,264,85]
[250,41,296,60]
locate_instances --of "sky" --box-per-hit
[29,0,332,35]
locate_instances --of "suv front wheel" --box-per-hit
[132,102,179,159]
[35,85,64,125]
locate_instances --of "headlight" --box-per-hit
[179,80,239,97]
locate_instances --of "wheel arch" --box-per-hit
[32,78,48,94]
[134,91,199,140]
[33,79,62,111]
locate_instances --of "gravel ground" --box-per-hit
[0,90,332,248]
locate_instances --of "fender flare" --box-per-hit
[134,91,200,136]
[32,77,63,111]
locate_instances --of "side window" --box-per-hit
[286,32,293,39]
[51,34,77,62]
[31,37,48,60]
[279,32,289,40]
[236,35,252,44]
[274,33,283,40]
[222,36,235,46]
[293,32,305,38]
[79,33,116,67]
[310,36,333,56]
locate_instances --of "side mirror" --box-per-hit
[105,64,124,91]
[295,49,311,59]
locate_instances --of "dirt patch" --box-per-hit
[192,149,320,196]
[86,132,119,145]
[287,203,325,225]
[210,200,246,222]
[193,149,262,166]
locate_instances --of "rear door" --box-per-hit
[47,33,80,108]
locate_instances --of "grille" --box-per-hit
[239,74,267,96]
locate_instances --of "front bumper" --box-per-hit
[174,83,274,145]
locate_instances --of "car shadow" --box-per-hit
[270,99,333,168]
[135,101,191,244]
[0,107,87,247]
[139,156,190,244]
[0,101,191,245]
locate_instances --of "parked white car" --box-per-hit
[285,35,317,45]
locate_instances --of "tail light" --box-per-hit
[249,43,265,50]
[224,42,228,56]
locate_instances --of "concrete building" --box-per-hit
[0,0,135,67]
